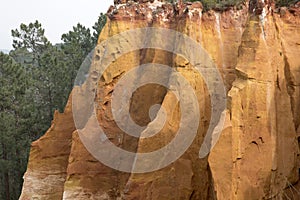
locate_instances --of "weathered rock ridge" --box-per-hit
[20,0,300,199]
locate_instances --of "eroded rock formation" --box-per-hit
[20,0,300,199]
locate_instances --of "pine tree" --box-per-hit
[92,13,107,45]
[61,23,94,91]
[0,52,29,200]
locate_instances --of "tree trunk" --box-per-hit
[48,87,53,121]
[4,173,10,200]
[2,143,10,200]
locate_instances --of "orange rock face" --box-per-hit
[20,1,300,199]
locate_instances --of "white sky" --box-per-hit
[0,0,114,50]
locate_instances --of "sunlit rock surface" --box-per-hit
[20,0,300,199]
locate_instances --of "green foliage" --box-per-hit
[0,52,30,200]
[11,21,51,61]
[196,0,244,10]
[61,23,94,93]
[62,23,94,55]
[165,0,245,11]
[183,0,298,10]
[275,0,299,7]
[92,13,107,44]
[0,13,107,200]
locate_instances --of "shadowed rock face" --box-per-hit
[20,1,300,199]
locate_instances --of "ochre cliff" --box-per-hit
[20,0,300,199]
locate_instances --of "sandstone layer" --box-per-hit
[20,0,300,199]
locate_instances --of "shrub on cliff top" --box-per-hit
[275,0,299,7]
[166,0,245,11]
[200,0,244,10]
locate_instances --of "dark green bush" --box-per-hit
[165,0,245,11]
[166,0,299,10]
[275,0,299,7]
[190,0,244,11]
